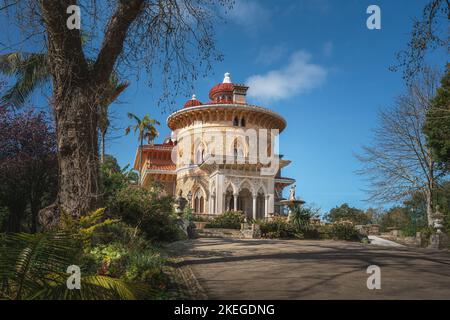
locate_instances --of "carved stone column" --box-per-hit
[265,195,270,218]
[252,195,257,220]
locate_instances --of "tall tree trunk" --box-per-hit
[100,129,106,164]
[425,189,434,226]
[426,155,436,226]
[7,205,24,233]
[30,187,39,233]
[39,86,100,228]
[30,201,39,233]
[56,89,100,216]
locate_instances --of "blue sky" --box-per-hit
[1,0,447,214]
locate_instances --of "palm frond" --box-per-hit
[100,81,129,108]
[31,275,151,300]
[0,231,149,300]
[127,112,141,124]
[0,52,50,107]
[0,232,78,300]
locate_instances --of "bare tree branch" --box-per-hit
[356,68,444,225]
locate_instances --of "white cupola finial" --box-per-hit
[223,72,231,84]
[191,94,197,100]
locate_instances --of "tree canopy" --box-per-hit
[325,204,372,225]
[424,65,450,172]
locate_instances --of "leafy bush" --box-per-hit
[100,155,138,204]
[301,228,321,239]
[417,225,437,247]
[124,247,166,283]
[329,221,360,241]
[204,211,245,229]
[192,214,212,222]
[316,225,332,239]
[109,185,181,242]
[83,220,171,298]
[260,216,297,239]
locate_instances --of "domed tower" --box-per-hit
[163,73,295,218]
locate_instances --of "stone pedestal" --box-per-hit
[177,218,197,239]
[241,223,261,239]
[428,233,449,250]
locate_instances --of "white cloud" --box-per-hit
[246,51,327,103]
[255,44,288,65]
[227,0,270,31]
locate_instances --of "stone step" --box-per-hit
[196,228,242,239]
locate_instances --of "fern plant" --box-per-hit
[60,208,120,246]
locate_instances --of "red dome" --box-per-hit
[184,95,203,108]
[209,83,234,100]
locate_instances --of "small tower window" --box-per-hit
[233,117,239,126]
[195,145,205,164]
[240,118,246,127]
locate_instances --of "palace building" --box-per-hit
[133,73,295,219]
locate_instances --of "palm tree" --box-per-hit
[0,52,128,163]
[291,205,313,232]
[125,113,160,185]
[0,52,50,107]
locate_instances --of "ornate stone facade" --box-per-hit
[133,73,295,219]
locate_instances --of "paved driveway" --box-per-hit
[171,238,450,299]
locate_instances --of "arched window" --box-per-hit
[233,139,244,158]
[195,144,206,164]
[194,189,205,214]
[240,118,246,127]
[233,117,239,126]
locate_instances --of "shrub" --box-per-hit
[109,185,181,242]
[124,247,166,283]
[192,214,212,222]
[205,211,245,229]
[301,227,321,239]
[86,222,171,296]
[329,221,360,241]
[316,225,332,239]
[260,216,297,239]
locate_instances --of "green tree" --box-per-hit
[325,203,372,225]
[109,185,177,242]
[1,0,229,227]
[424,65,450,172]
[125,113,160,185]
[379,207,411,233]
